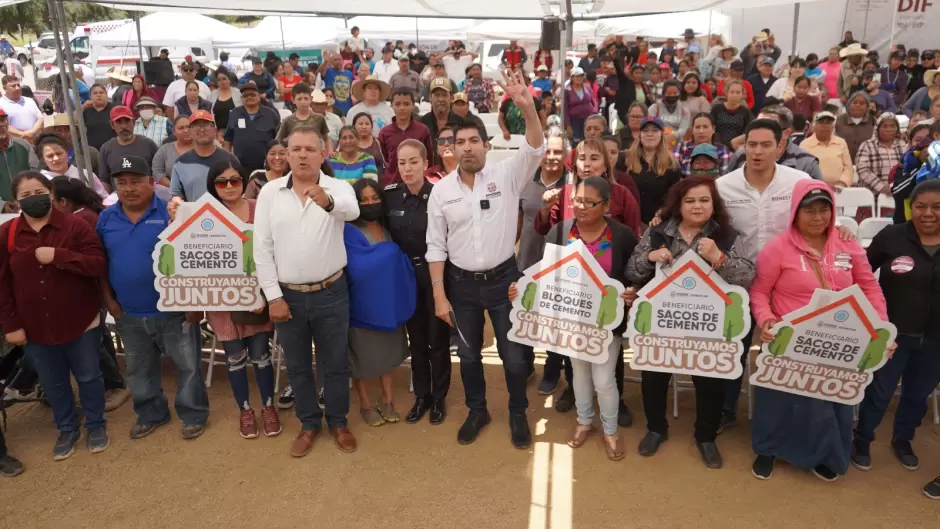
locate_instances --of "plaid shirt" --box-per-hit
[673,140,732,176]
[133,116,171,146]
[856,137,908,194]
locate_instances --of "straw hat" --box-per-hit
[352,76,391,102]
[721,44,738,56]
[753,31,769,43]
[839,43,869,58]
[107,67,132,83]
[924,69,940,88]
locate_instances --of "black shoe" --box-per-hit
[554,386,575,413]
[851,440,872,471]
[924,476,940,500]
[52,430,82,461]
[617,401,633,428]
[0,455,24,477]
[457,411,491,445]
[277,384,295,410]
[129,416,170,440]
[429,399,446,425]
[537,375,560,395]
[752,455,775,480]
[812,464,839,482]
[696,441,723,469]
[716,413,737,435]
[509,414,531,449]
[637,431,668,456]
[892,439,919,470]
[406,396,431,424]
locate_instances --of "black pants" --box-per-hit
[641,371,725,442]
[407,262,452,400]
[99,318,125,390]
[0,425,6,458]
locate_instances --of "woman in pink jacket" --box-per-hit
[748,179,887,482]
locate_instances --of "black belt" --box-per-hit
[447,257,516,281]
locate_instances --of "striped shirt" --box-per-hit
[327,152,378,183]
[133,116,171,145]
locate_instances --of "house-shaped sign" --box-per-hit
[151,194,264,312]
[625,251,751,379]
[508,240,625,364]
[749,284,897,405]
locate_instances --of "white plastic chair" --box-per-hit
[478,112,499,125]
[877,194,896,217]
[858,217,892,248]
[835,216,859,237]
[835,187,875,218]
[486,149,517,165]
[489,134,525,150]
[608,103,618,133]
[484,122,503,139]
[418,101,431,114]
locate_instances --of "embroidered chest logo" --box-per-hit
[485,181,501,199]
[833,252,852,271]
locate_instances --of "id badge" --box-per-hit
[238,118,246,129]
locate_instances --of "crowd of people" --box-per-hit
[0,23,938,502]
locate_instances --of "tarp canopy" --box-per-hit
[342,16,478,44]
[596,11,732,41]
[93,12,244,46]
[212,16,346,49]
[466,20,598,43]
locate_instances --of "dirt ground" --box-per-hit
[1,353,938,529]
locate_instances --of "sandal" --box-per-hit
[566,424,595,448]
[360,407,386,427]
[604,434,625,461]
[378,401,401,423]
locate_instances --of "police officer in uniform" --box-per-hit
[385,138,452,424]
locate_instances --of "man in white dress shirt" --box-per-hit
[426,70,544,449]
[253,125,360,458]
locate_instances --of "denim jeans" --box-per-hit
[275,275,350,431]
[571,337,621,435]
[855,335,940,444]
[99,314,125,390]
[116,313,209,426]
[222,331,275,410]
[24,328,106,432]
[446,260,528,415]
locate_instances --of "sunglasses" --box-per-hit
[214,177,243,189]
[437,136,454,145]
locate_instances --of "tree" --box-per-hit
[768,326,793,356]
[723,292,746,340]
[0,1,46,41]
[242,231,255,275]
[857,328,891,372]
[157,244,175,276]
[596,285,619,327]
[634,301,652,334]
[521,283,537,311]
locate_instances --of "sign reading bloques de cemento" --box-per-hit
[508,240,626,364]
[624,251,751,379]
[152,194,264,312]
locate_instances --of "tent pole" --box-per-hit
[706,11,713,45]
[55,0,94,188]
[887,3,898,51]
[279,16,287,52]
[416,18,420,46]
[135,13,147,84]
[790,3,800,58]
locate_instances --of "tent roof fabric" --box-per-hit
[93,12,244,46]
[212,16,347,49]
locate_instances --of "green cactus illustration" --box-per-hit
[521,283,537,311]
[595,285,619,327]
[857,328,891,372]
[768,326,793,356]
[157,244,175,277]
[723,292,746,341]
[242,230,255,275]
[634,301,652,334]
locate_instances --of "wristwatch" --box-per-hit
[324,194,335,212]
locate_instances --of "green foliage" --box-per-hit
[0,2,135,42]
[521,283,537,311]
[157,244,175,277]
[723,292,746,341]
[242,231,255,275]
[596,285,619,327]
[857,328,891,372]
[634,301,652,334]
[768,326,793,356]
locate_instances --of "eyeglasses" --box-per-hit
[437,136,454,145]
[573,197,604,208]
[214,177,243,189]
[190,122,214,131]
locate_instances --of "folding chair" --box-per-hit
[877,194,896,218]
[478,112,499,126]
[489,134,525,150]
[484,122,503,139]
[486,149,517,165]
[836,216,859,237]
[858,217,892,248]
[835,187,875,218]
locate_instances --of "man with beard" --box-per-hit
[426,70,544,449]
[169,110,238,201]
[97,106,159,193]
[420,78,466,143]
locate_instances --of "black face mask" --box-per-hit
[807,62,818,70]
[358,203,383,222]
[664,95,679,105]
[19,194,51,219]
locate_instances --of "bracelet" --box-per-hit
[712,252,727,270]
[431,279,443,286]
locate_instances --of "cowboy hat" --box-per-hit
[924,69,940,88]
[107,67,132,83]
[721,44,738,56]
[352,76,391,102]
[839,43,869,58]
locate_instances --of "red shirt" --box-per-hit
[0,209,106,345]
[718,78,755,109]
[378,118,434,187]
[279,74,301,102]
[534,181,641,238]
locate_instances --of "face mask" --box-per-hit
[358,203,383,222]
[19,194,51,219]
[664,95,679,105]
[139,109,155,120]
[807,63,817,70]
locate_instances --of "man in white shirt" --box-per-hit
[0,75,42,142]
[426,70,544,448]
[161,62,211,118]
[371,47,398,85]
[441,48,478,87]
[347,77,394,135]
[253,125,360,458]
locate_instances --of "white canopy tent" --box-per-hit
[466,20,598,43]
[596,11,732,42]
[93,12,243,46]
[212,16,346,49]
[341,17,478,44]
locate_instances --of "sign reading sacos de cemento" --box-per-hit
[152,194,264,312]
[749,285,896,406]
[625,251,751,379]
[508,240,626,364]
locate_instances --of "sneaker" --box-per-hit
[86,427,110,454]
[277,385,295,409]
[716,413,737,435]
[812,464,839,482]
[103,387,131,412]
[182,424,206,440]
[923,476,940,500]
[52,430,82,461]
[129,416,170,440]
[851,440,872,471]
[892,439,920,470]
[752,455,775,480]
[537,375,561,395]
[0,455,24,477]
[239,409,259,439]
[318,386,325,410]
[554,386,575,413]
[261,406,282,437]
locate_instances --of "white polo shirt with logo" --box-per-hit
[0,95,42,132]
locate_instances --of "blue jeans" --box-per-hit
[275,276,350,431]
[855,335,940,444]
[222,331,275,410]
[25,328,106,432]
[446,259,528,415]
[116,313,209,426]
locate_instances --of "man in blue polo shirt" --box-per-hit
[97,155,209,441]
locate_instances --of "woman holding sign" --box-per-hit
[511,177,639,461]
[627,174,755,468]
[749,180,887,482]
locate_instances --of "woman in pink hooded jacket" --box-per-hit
[748,179,888,482]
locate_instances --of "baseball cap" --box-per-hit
[398,54,410,62]
[189,110,215,125]
[923,50,935,60]
[760,56,776,66]
[430,77,452,93]
[311,89,327,103]
[109,106,134,122]
[0,108,7,118]
[570,67,585,76]
[111,155,151,178]
[658,63,671,70]
[798,188,833,208]
[730,59,745,70]
[180,61,195,71]
[251,56,263,65]
[662,47,676,56]
[537,65,548,72]
[240,80,259,93]
[676,41,688,51]
[690,143,719,162]
[452,92,469,104]
[640,116,665,131]
[134,96,158,109]
[890,50,905,60]
[814,110,837,122]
